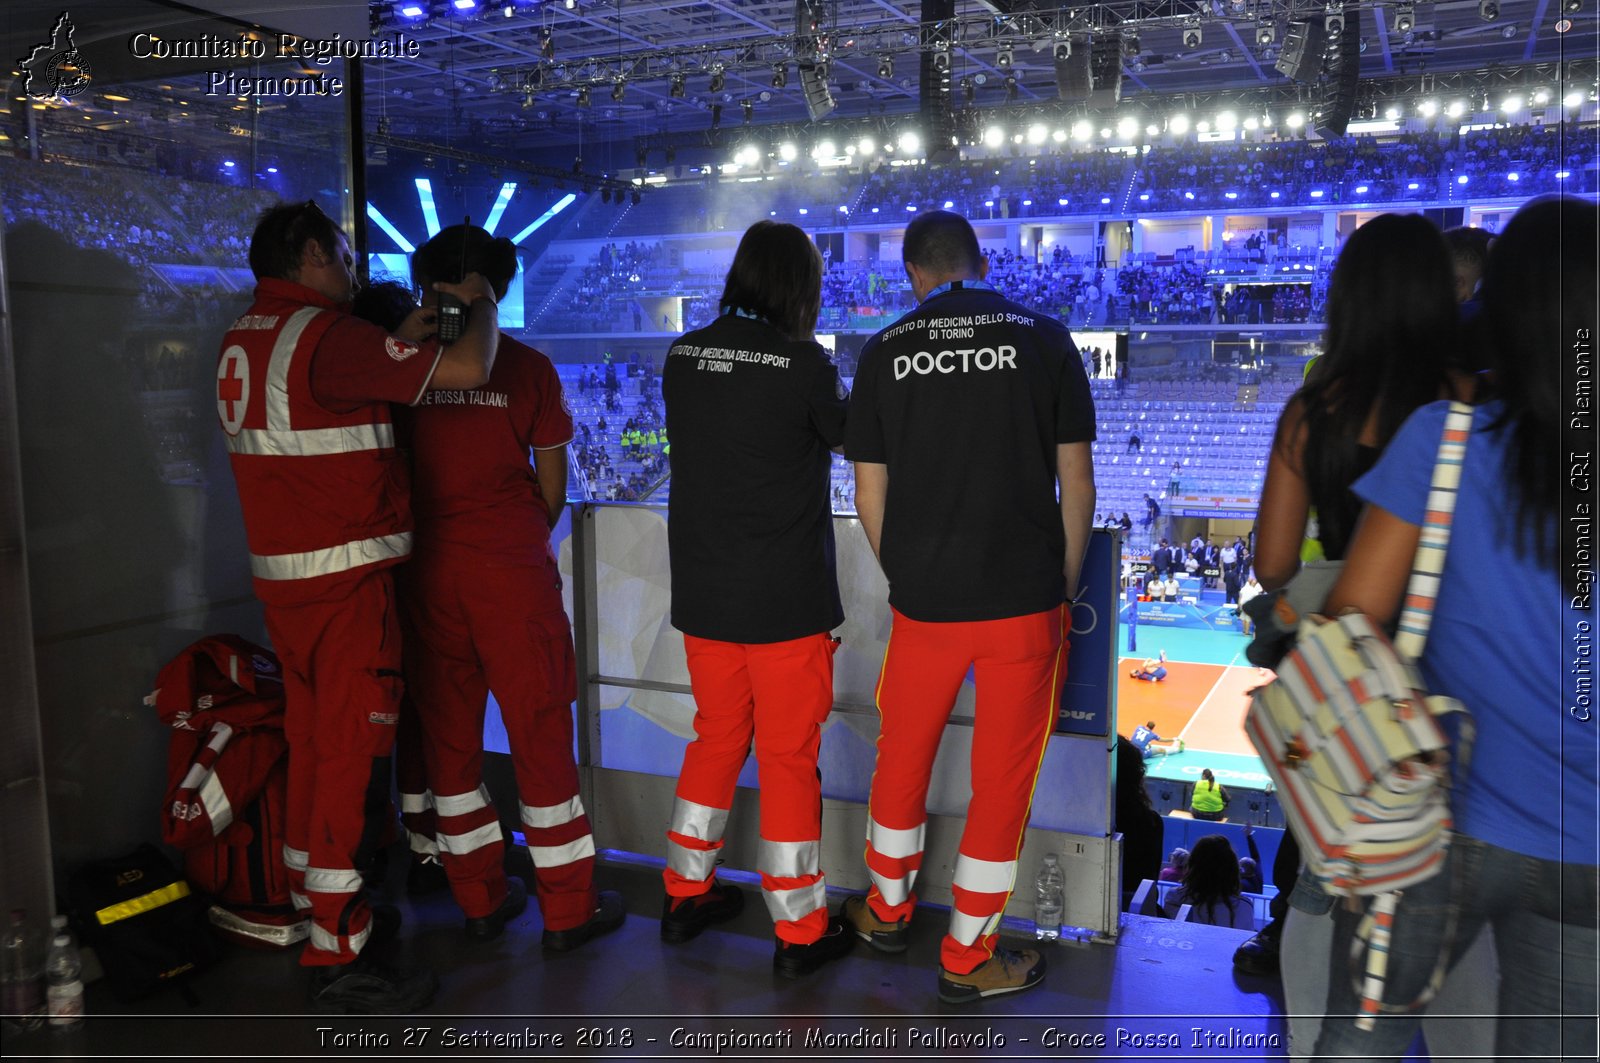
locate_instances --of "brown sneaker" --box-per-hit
[841,893,909,953]
[937,946,1047,1004]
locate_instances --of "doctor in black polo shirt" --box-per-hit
[657,221,855,978]
[843,210,1097,1003]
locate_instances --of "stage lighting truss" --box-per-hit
[1393,3,1415,33]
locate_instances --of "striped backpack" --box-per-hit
[1245,402,1475,1028]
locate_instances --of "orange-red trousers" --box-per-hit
[401,559,595,931]
[862,605,1067,974]
[664,632,838,945]
[266,571,403,967]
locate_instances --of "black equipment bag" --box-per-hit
[67,843,224,1001]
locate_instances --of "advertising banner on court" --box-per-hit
[1058,529,1118,738]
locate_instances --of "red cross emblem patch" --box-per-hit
[217,345,250,435]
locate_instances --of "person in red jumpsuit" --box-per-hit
[845,210,1097,1003]
[400,225,624,950]
[659,221,853,977]
[216,201,499,1010]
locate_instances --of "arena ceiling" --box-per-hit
[363,0,1593,156]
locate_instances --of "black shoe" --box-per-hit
[543,890,626,952]
[660,882,745,943]
[464,878,528,942]
[407,855,450,896]
[308,953,437,1013]
[772,916,854,979]
[1232,923,1281,976]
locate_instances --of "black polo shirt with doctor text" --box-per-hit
[664,313,849,643]
[845,282,1095,622]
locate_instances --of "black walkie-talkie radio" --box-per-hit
[435,215,472,342]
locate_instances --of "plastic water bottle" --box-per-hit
[44,933,83,1030]
[1034,853,1065,941]
[2,910,45,1030]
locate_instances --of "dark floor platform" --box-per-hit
[5,851,1286,1060]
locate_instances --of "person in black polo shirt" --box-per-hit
[658,221,854,978]
[843,210,1096,1003]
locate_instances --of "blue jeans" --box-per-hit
[1313,835,1598,1062]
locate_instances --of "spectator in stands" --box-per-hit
[1159,848,1189,883]
[1312,196,1599,1061]
[1143,493,1160,529]
[1243,212,1467,984]
[1239,823,1265,894]
[1189,768,1229,822]
[1128,431,1141,452]
[1151,538,1172,577]
[1443,225,1492,308]
[1114,737,1165,912]
[1119,513,1133,535]
[1162,835,1254,930]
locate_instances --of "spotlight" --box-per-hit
[933,45,951,72]
[611,78,625,102]
[503,3,514,17]
[1169,113,1190,134]
[983,125,1004,148]
[1053,39,1071,62]
[576,85,590,107]
[1417,99,1438,116]
[896,129,920,154]
[399,3,426,16]
[1116,116,1137,138]
[1182,26,1202,49]
[1287,111,1305,128]
[1027,123,1047,145]
[1393,4,1414,32]
[1479,0,1500,19]
[1325,10,1345,35]
[858,136,875,155]
[1257,24,1276,46]
[996,45,1013,69]
[1566,90,1586,107]
[877,56,893,79]
[778,141,797,161]
[708,65,725,93]
[669,73,685,97]
[772,63,787,89]
[1004,74,1017,101]
[1564,0,1582,11]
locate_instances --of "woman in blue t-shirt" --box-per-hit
[1314,196,1599,1060]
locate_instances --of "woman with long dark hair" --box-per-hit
[1162,834,1254,929]
[1238,214,1467,986]
[1312,196,1598,1060]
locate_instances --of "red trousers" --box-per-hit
[394,695,438,860]
[862,605,1066,974]
[264,572,403,967]
[665,632,838,944]
[400,558,595,931]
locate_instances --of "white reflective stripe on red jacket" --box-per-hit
[226,422,395,458]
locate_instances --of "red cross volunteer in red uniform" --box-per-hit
[400,225,624,951]
[659,221,855,978]
[844,210,1097,1003]
[215,201,499,1012]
